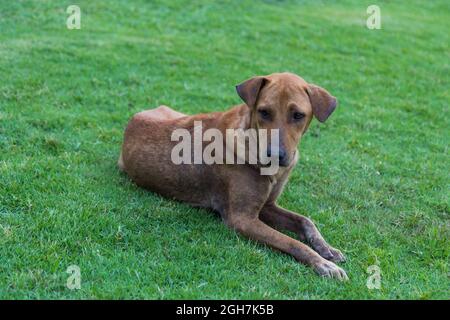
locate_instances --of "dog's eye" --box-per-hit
[293,112,305,121]
[258,109,271,120]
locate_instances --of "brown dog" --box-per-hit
[119,72,347,280]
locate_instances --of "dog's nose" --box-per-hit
[267,149,288,166]
[278,149,288,166]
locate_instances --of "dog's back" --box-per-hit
[118,105,184,171]
[119,105,222,207]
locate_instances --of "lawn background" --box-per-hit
[0,0,448,299]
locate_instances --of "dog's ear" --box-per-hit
[236,76,267,108]
[306,84,338,122]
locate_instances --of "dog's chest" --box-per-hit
[266,153,299,200]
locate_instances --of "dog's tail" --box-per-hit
[117,152,125,171]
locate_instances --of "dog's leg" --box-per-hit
[225,215,347,280]
[259,204,346,263]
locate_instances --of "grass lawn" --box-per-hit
[0,0,448,299]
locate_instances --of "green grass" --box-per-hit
[0,0,449,299]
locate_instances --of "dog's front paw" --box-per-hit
[313,244,346,263]
[327,247,346,263]
[312,259,348,281]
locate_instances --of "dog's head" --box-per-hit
[236,72,337,167]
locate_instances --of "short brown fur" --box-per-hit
[119,72,347,279]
